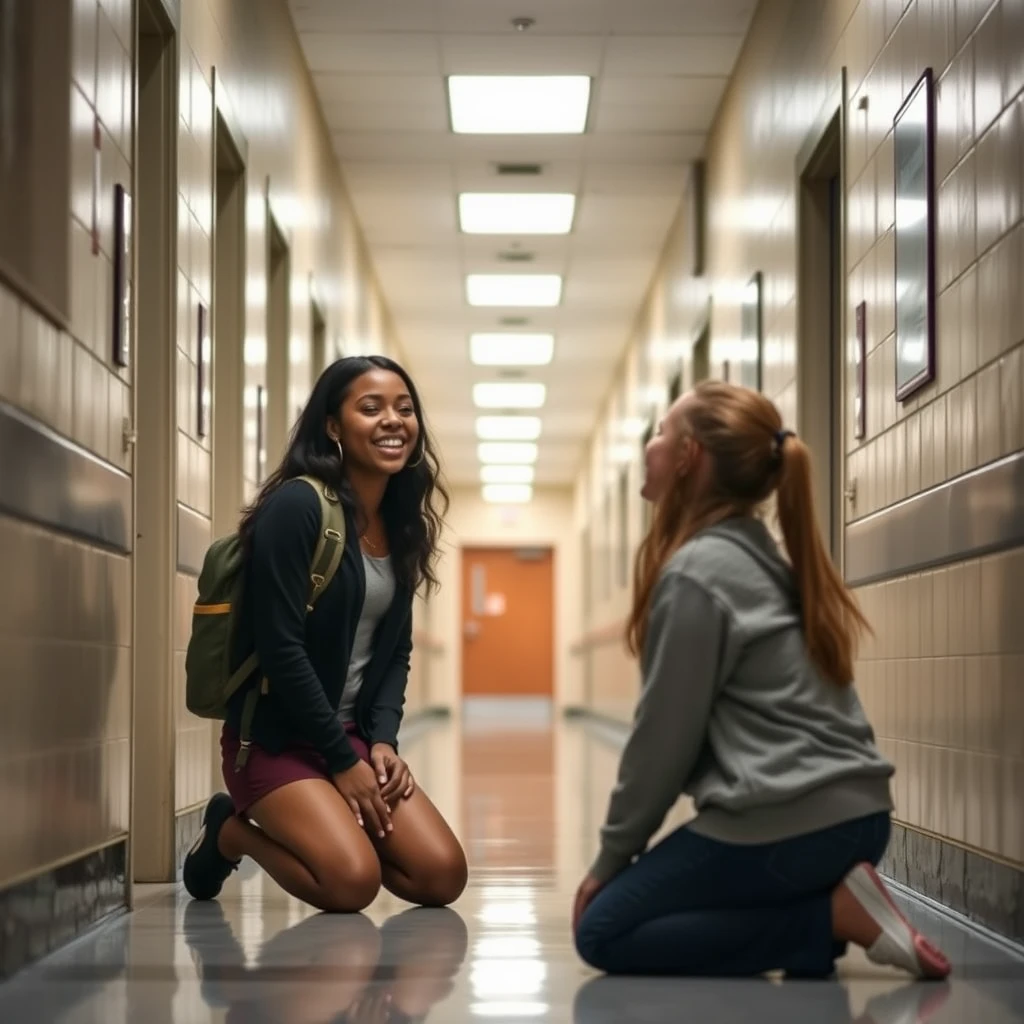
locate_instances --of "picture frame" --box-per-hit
[854,301,867,440]
[0,0,72,327]
[112,184,132,368]
[255,383,266,483]
[197,303,211,438]
[739,271,763,391]
[893,68,936,402]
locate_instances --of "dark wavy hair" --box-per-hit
[239,355,449,595]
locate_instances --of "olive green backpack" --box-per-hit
[184,476,346,770]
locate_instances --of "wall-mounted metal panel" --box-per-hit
[0,401,131,552]
[846,451,1024,586]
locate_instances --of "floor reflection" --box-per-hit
[0,710,1022,1023]
[183,903,467,1023]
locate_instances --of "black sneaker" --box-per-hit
[183,793,239,901]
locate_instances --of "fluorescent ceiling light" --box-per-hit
[470,333,554,366]
[473,382,546,409]
[466,275,562,308]
[448,76,591,134]
[476,416,542,441]
[459,193,576,235]
[482,484,533,504]
[478,442,538,464]
[481,464,535,484]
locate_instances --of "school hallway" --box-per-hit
[3,0,1024,1017]
[0,705,1020,1023]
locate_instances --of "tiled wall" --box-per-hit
[0,0,419,904]
[169,0,400,817]
[0,0,133,889]
[574,0,1024,888]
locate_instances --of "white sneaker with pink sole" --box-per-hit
[842,863,952,979]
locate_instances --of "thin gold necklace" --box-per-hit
[360,529,386,554]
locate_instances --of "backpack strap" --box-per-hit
[299,475,347,611]
[234,476,347,772]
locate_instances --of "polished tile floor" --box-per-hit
[2,710,1023,1023]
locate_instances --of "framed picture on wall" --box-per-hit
[255,383,266,483]
[739,271,763,391]
[893,68,936,402]
[112,184,132,368]
[854,301,867,439]
[197,303,211,438]
[0,0,72,326]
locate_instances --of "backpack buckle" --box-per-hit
[310,573,325,587]
[324,529,342,541]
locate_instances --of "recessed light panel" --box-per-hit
[482,483,533,504]
[448,76,591,134]
[481,464,535,484]
[466,275,562,307]
[459,193,576,235]
[476,416,542,441]
[477,442,538,464]
[473,382,546,409]
[470,333,554,366]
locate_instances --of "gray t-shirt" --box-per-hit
[339,553,396,722]
[591,516,894,882]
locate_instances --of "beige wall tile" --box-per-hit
[576,0,1024,866]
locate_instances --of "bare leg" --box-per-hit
[370,787,467,907]
[219,778,382,913]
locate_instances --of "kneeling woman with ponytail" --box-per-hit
[573,381,950,981]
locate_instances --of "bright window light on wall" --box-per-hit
[481,464,535,484]
[448,75,591,134]
[476,416,542,441]
[473,382,546,409]
[459,194,576,235]
[470,333,555,366]
[482,483,533,504]
[478,442,538,464]
[466,275,562,308]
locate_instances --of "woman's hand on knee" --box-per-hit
[370,743,415,804]
[334,761,393,839]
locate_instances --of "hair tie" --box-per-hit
[773,429,795,458]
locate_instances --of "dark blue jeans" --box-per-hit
[575,811,891,978]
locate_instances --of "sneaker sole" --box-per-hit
[845,864,951,980]
[183,796,234,901]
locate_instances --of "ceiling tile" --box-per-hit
[298,33,441,74]
[603,35,745,76]
[287,0,757,484]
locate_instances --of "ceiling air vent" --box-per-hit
[497,368,527,380]
[499,316,529,327]
[497,250,535,263]
[495,162,543,176]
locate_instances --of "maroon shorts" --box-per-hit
[221,722,371,815]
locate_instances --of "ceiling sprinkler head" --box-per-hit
[511,16,536,31]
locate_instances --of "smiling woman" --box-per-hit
[182,356,467,915]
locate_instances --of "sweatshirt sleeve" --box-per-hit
[589,572,726,883]
[248,480,359,775]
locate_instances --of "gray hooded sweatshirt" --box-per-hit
[590,516,894,883]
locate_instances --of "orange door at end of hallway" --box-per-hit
[461,547,554,696]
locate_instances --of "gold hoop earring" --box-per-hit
[331,437,344,465]
[406,446,425,468]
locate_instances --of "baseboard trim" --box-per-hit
[879,821,1024,946]
[0,839,128,979]
[886,877,1024,961]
